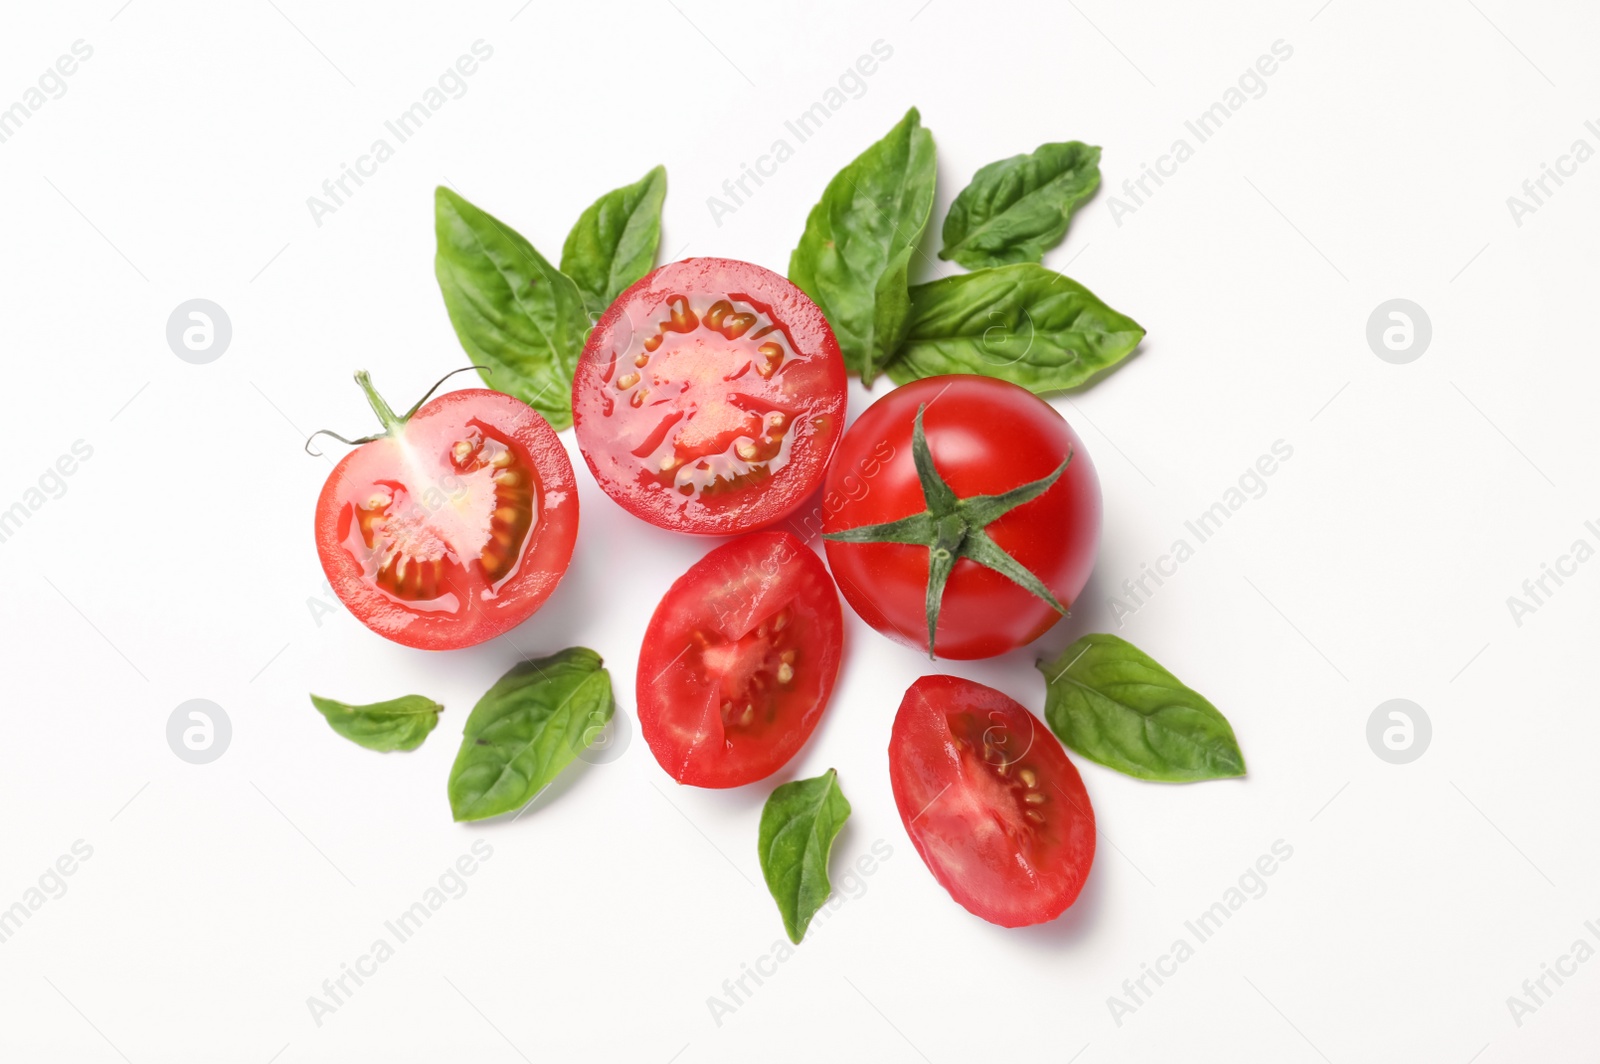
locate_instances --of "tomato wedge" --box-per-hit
[314,373,577,650]
[637,532,843,787]
[889,675,1095,927]
[572,258,847,535]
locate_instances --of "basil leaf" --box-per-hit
[1038,634,1245,782]
[308,693,442,752]
[758,768,851,944]
[560,165,667,320]
[886,263,1144,393]
[940,141,1101,269]
[788,107,937,384]
[434,186,589,430]
[447,647,614,822]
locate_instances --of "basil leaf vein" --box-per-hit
[758,768,851,944]
[789,107,937,384]
[1038,634,1245,782]
[447,647,614,822]
[940,141,1101,269]
[309,693,442,752]
[887,263,1144,393]
[561,165,667,320]
[434,186,589,430]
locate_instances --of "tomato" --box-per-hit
[637,532,843,788]
[889,675,1095,927]
[822,374,1100,660]
[313,372,578,650]
[572,258,847,535]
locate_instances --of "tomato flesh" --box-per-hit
[889,675,1095,927]
[573,258,846,535]
[314,388,577,650]
[823,375,1100,659]
[637,532,843,787]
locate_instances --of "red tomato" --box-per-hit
[572,258,847,535]
[314,374,577,650]
[823,375,1100,659]
[889,675,1095,927]
[637,532,843,788]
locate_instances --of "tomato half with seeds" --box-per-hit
[889,675,1095,927]
[572,258,847,535]
[313,371,578,650]
[637,532,843,788]
[823,374,1100,660]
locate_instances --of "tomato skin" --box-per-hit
[636,532,843,788]
[889,675,1095,927]
[314,388,577,651]
[572,258,847,536]
[822,375,1100,659]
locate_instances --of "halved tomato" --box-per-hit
[889,675,1095,927]
[314,372,578,650]
[571,258,846,535]
[637,531,843,787]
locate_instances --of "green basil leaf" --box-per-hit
[447,647,614,822]
[758,768,851,944]
[434,186,589,430]
[1038,634,1245,782]
[308,693,442,752]
[940,141,1101,269]
[886,263,1144,393]
[788,107,937,385]
[560,165,667,320]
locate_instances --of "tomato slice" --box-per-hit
[637,532,843,787]
[889,675,1095,927]
[572,258,847,535]
[314,385,577,650]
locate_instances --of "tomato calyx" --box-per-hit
[305,366,488,456]
[823,403,1071,657]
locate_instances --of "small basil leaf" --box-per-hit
[447,647,614,822]
[434,186,589,430]
[788,107,937,384]
[1038,634,1245,782]
[758,768,851,944]
[940,141,1101,269]
[560,165,667,320]
[309,693,443,752]
[886,263,1144,393]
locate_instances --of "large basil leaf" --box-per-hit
[788,107,937,384]
[758,769,851,944]
[1038,634,1245,782]
[447,647,614,821]
[434,186,589,429]
[940,141,1101,269]
[560,165,667,320]
[886,264,1144,393]
[309,693,442,752]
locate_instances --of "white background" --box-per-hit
[1,1,1596,1060]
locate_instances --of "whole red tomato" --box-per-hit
[822,374,1099,659]
[313,371,578,650]
[571,258,847,536]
